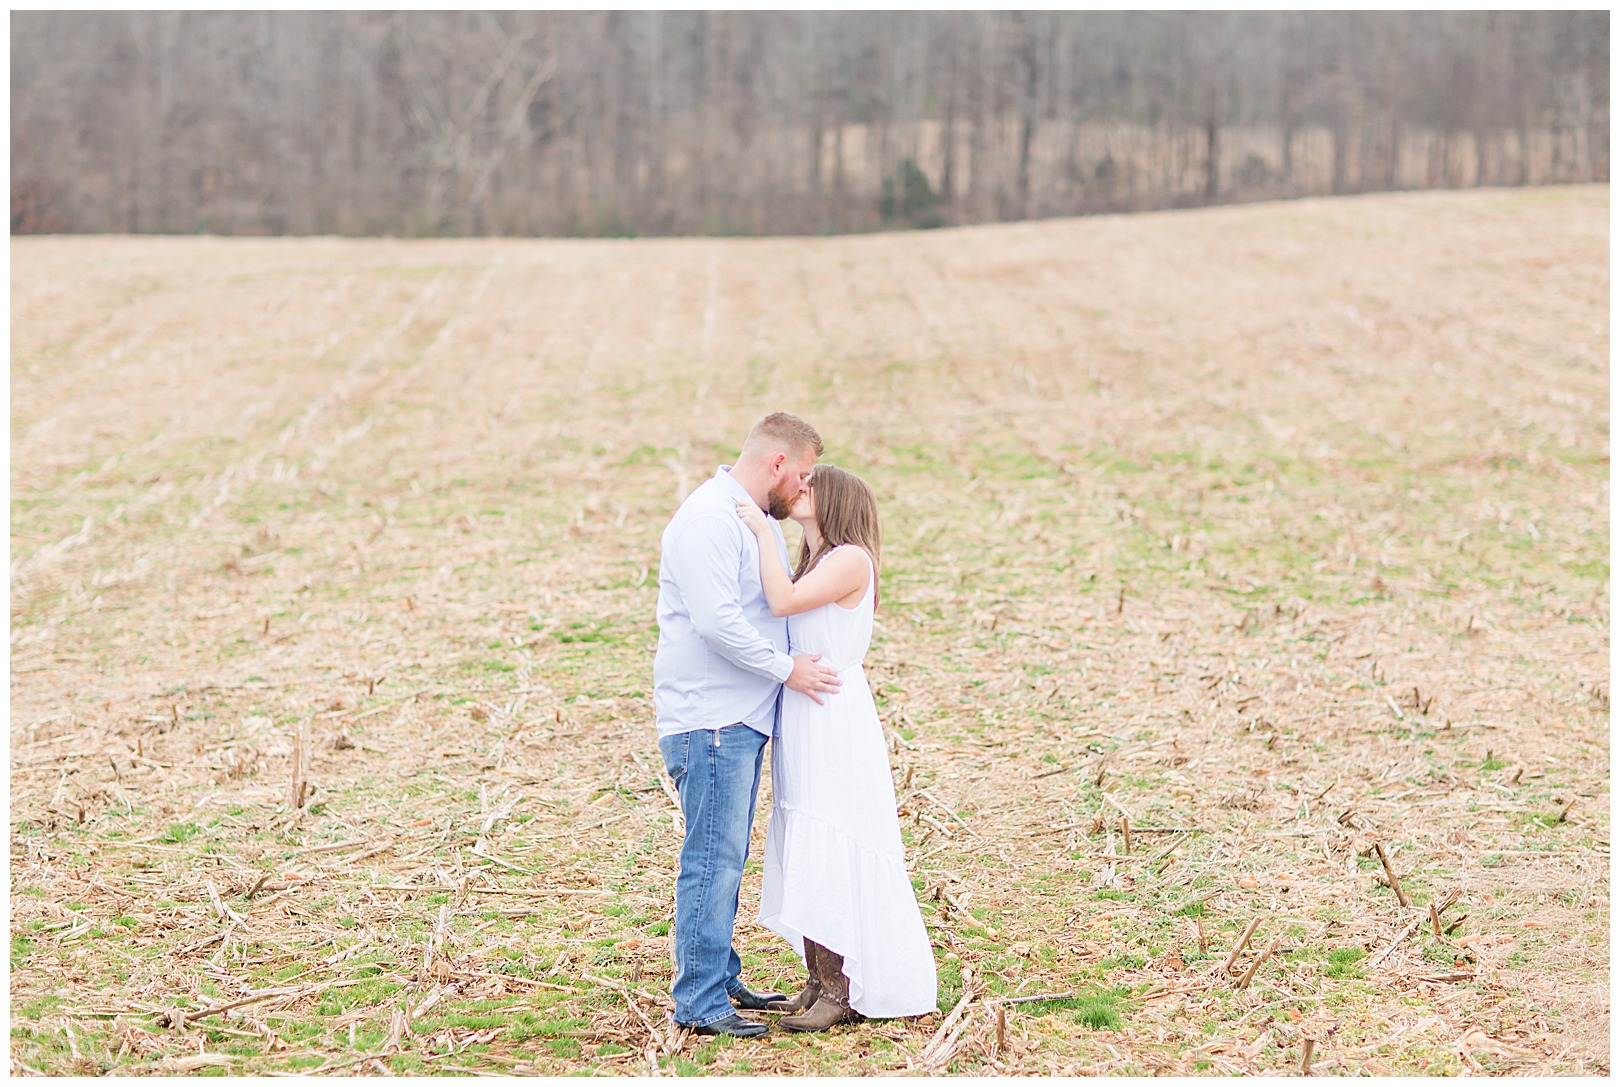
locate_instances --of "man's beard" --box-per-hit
[766,482,797,520]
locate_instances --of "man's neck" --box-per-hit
[726,460,772,509]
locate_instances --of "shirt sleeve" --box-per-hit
[669,512,795,683]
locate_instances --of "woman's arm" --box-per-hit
[737,504,870,617]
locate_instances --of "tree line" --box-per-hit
[11,10,1609,237]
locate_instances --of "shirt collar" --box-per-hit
[715,465,757,508]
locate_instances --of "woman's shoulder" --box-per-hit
[819,543,873,567]
[815,546,874,599]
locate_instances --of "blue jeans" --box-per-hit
[658,724,769,1026]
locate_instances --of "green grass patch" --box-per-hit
[1325,946,1368,979]
[160,822,201,843]
[1513,810,1572,832]
[1072,987,1128,1030]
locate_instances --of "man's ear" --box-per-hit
[770,452,787,477]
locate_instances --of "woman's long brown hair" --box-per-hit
[793,464,881,605]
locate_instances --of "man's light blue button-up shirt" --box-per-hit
[654,467,795,739]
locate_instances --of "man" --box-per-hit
[654,412,843,1038]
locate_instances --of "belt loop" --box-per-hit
[712,727,721,750]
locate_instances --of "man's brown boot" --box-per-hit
[780,942,857,1032]
[766,940,822,1013]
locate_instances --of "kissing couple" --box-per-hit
[652,413,938,1036]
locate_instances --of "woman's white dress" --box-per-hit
[759,546,938,1019]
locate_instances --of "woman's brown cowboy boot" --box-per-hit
[780,941,857,1032]
[766,940,822,1013]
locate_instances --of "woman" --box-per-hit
[737,465,937,1032]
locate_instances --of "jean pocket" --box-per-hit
[658,733,691,787]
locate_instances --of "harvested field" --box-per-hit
[9,186,1609,1075]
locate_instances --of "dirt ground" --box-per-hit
[10,185,1609,1075]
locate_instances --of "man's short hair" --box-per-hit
[746,412,824,458]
